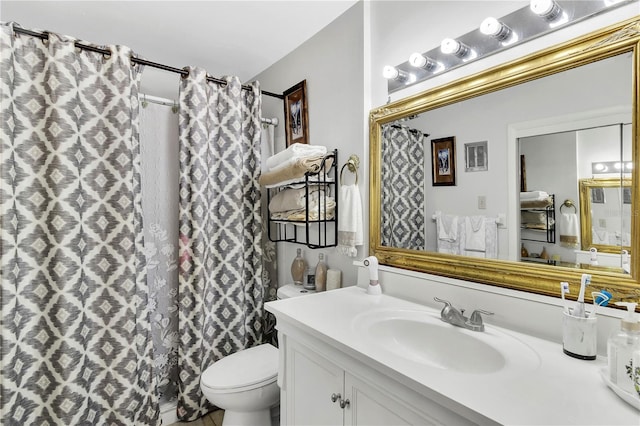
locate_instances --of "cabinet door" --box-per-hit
[344,374,438,426]
[285,341,344,426]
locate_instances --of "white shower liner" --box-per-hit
[160,400,178,425]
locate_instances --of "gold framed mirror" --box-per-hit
[369,17,640,304]
[579,177,632,255]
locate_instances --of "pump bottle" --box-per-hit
[607,302,640,394]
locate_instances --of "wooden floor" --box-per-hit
[168,410,224,426]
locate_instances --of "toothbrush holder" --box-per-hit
[562,309,597,360]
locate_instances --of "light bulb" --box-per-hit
[409,52,437,71]
[441,38,462,55]
[594,163,605,172]
[480,17,514,42]
[382,65,414,83]
[383,65,399,80]
[626,162,633,170]
[441,38,475,60]
[530,0,564,22]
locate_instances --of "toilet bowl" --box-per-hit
[200,284,313,426]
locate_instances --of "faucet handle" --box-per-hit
[467,309,494,331]
[433,297,452,307]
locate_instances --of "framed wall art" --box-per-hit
[431,136,456,186]
[283,80,309,146]
[464,141,488,172]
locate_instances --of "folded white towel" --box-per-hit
[336,184,363,257]
[268,186,323,213]
[265,144,327,171]
[559,213,579,248]
[520,190,549,201]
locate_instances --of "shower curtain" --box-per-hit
[177,68,263,420]
[0,23,159,425]
[381,125,426,250]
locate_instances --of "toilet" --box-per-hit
[200,284,314,426]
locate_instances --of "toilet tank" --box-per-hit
[276,284,315,300]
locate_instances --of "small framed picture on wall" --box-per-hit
[431,136,456,186]
[283,80,309,146]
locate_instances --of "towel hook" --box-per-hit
[340,154,360,185]
[560,199,577,213]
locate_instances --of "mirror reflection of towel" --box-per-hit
[465,216,486,256]
[559,213,579,248]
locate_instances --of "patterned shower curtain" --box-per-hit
[381,124,426,250]
[0,23,159,425]
[177,68,263,420]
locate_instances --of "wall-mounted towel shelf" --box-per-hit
[267,149,338,249]
[520,194,556,244]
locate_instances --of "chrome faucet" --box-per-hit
[434,297,494,332]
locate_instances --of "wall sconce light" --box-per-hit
[591,161,633,174]
[480,17,519,45]
[383,65,415,83]
[530,0,568,27]
[408,52,442,73]
[440,38,476,60]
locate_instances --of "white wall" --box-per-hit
[253,2,366,288]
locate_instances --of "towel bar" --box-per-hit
[431,211,506,227]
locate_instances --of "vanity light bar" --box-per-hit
[386,0,637,93]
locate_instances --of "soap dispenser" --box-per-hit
[607,302,640,394]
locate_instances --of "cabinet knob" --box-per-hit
[339,398,350,409]
[331,393,340,403]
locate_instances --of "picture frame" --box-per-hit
[464,141,488,172]
[283,80,309,146]
[591,187,605,204]
[431,136,456,186]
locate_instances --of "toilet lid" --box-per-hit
[201,344,278,391]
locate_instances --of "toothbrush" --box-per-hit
[572,273,591,318]
[560,282,570,313]
[590,291,610,317]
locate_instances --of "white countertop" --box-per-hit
[266,286,639,425]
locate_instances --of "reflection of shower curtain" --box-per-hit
[0,23,158,425]
[140,101,180,404]
[176,69,263,421]
[381,125,426,250]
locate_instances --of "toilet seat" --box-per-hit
[201,344,278,393]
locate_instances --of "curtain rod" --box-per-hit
[12,26,284,100]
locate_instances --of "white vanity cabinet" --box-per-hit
[280,334,476,426]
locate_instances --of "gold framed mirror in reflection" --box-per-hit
[579,177,632,255]
[369,17,640,305]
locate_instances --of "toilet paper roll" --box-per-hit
[327,269,342,291]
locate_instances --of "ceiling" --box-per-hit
[1,0,359,98]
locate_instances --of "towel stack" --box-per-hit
[259,144,332,187]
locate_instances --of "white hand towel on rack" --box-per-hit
[337,183,363,257]
[435,212,460,254]
[464,216,486,257]
[559,212,580,248]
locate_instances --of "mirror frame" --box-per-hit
[369,17,640,304]
[579,177,632,254]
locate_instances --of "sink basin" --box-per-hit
[352,309,540,374]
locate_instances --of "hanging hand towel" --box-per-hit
[337,184,363,257]
[435,212,460,254]
[559,212,580,248]
[464,215,486,257]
